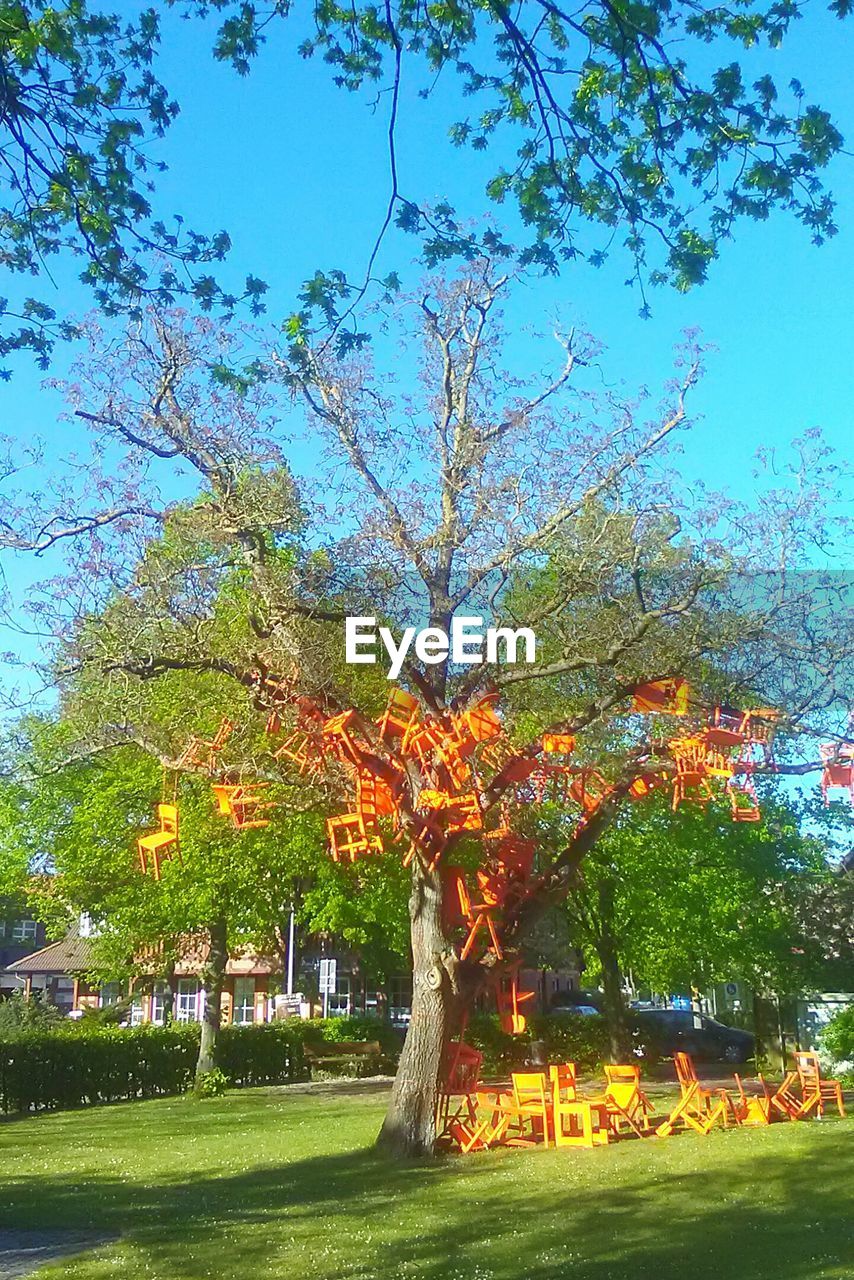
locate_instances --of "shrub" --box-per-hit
[215,1023,307,1086]
[0,1021,306,1114]
[0,991,64,1033]
[821,1006,854,1078]
[194,1067,230,1098]
[464,1012,611,1076]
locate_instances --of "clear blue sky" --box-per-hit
[1,5,853,685]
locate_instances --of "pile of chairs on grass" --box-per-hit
[438,1046,846,1153]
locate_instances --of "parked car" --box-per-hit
[548,991,604,1017]
[633,1008,754,1064]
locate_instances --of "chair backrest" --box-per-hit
[604,1064,640,1087]
[442,1040,483,1094]
[156,804,179,835]
[513,1072,549,1110]
[548,1063,577,1102]
[795,1051,822,1094]
[674,1052,698,1091]
[211,785,236,815]
[602,1063,641,1110]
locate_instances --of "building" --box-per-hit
[4,926,281,1026]
[0,908,48,998]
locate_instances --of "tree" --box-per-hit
[0,1,268,374]
[179,0,848,309]
[1,262,851,1153]
[2,710,329,1084]
[548,794,838,1056]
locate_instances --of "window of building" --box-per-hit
[232,977,256,1025]
[150,984,166,1026]
[100,982,121,1007]
[53,977,75,1012]
[388,975,412,1025]
[11,920,37,943]
[327,975,351,1018]
[130,997,145,1026]
[176,979,200,1023]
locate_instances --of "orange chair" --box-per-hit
[326,812,384,861]
[211,783,276,830]
[727,776,761,822]
[137,804,179,880]
[438,1040,484,1147]
[178,717,234,771]
[455,1073,552,1152]
[496,970,535,1035]
[656,1052,735,1136]
[820,744,854,806]
[631,678,690,716]
[795,1050,846,1118]
[588,1064,655,1137]
[550,1064,609,1148]
[377,687,420,740]
[732,1073,773,1126]
[508,1072,553,1147]
[453,871,503,961]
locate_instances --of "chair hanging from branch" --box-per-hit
[630,678,690,716]
[137,803,180,880]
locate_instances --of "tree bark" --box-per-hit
[195,915,229,1086]
[376,862,459,1157]
[161,961,176,1025]
[594,881,631,1061]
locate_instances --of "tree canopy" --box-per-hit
[180,0,848,304]
[0,1,266,374]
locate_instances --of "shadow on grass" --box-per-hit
[1,1105,852,1280]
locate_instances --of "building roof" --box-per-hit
[4,931,93,975]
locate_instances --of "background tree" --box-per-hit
[179,0,848,319]
[0,1,270,373]
[541,794,840,1056]
[1,262,851,1154]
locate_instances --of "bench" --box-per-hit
[304,1040,382,1071]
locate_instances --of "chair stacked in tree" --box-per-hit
[550,1064,610,1148]
[656,1052,735,1136]
[588,1064,656,1137]
[137,804,180,879]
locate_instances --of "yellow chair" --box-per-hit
[550,1064,609,1148]
[589,1064,655,1137]
[137,804,179,880]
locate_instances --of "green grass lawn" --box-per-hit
[1,1086,852,1280]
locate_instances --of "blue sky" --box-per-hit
[1,4,853,683]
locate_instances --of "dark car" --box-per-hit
[548,991,604,1017]
[633,1008,754,1064]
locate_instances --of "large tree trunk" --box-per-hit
[377,862,459,1158]
[594,881,631,1061]
[195,916,229,1086]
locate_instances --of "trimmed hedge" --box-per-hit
[215,1023,306,1087]
[463,1012,611,1076]
[0,1011,618,1113]
[0,1022,306,1114]
[0,1025,200,1113]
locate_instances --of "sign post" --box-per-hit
[319,958,337,1019]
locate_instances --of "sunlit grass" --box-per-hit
[1,1087,852,1279]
